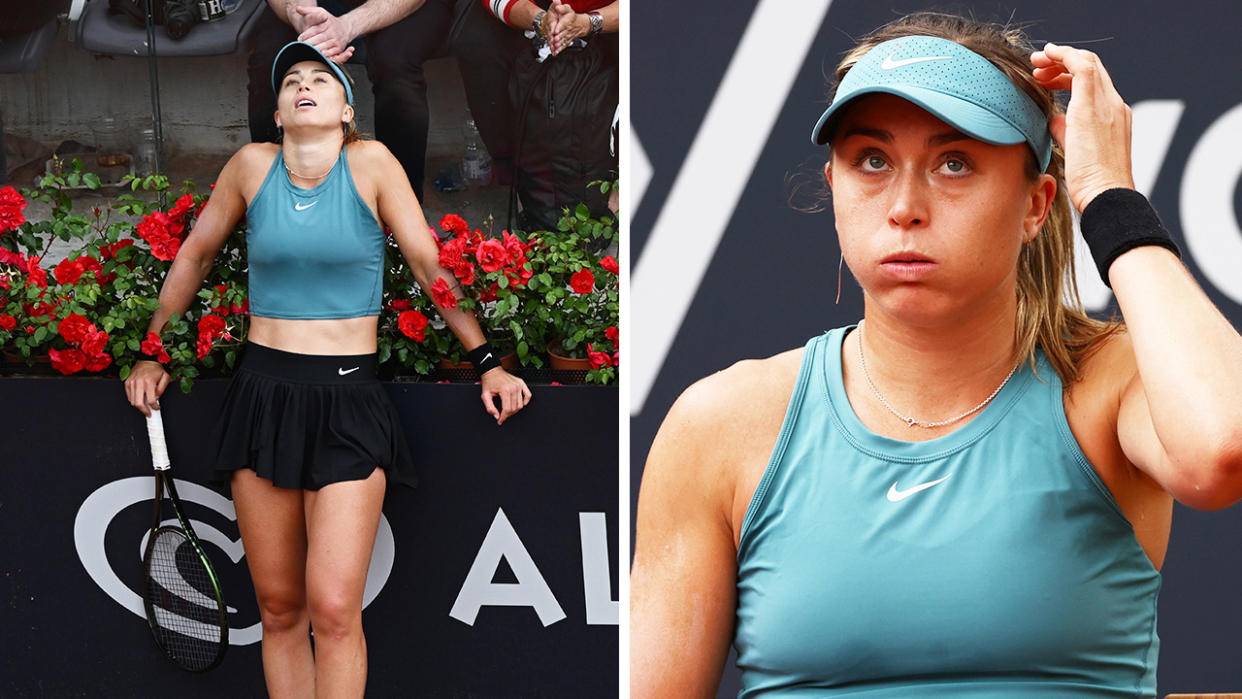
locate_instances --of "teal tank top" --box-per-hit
[246,147,384,319]
[735,327,1161,697]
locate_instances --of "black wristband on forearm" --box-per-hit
[468,342,501,375]
[1079,188,1181,288]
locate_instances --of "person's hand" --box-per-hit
[296,6,357,64]
[547,0,589,55]
[124,360,171,418]
[480,367,532,425]
[1031,43,1135,212]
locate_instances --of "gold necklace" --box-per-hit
[855,319,1018,429]
[282,149,333,180]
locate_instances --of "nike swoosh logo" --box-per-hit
[338,367,360,375]
[481,353,493,363]
[886,474,952,502]
[881,54,952,70]
[295,201,317,211]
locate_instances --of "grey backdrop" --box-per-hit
[631,1,1242,695]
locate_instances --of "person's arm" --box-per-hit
[365,142,531,424]
[483,0,549,35]
[123,145,254,416]
[546,0,616,55]
[268,0,316,33]
[631,376,741,698]
[293,0,426,63]
[1033,43,1242,510]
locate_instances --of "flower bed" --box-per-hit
[0,161,619,387]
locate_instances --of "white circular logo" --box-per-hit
[74,477,395,645]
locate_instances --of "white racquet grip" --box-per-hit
[145,411,171,471]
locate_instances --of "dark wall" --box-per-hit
[632,1,1242,695]
[1,378,618,697]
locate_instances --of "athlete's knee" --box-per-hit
[256,589,308,635]
[307,589,362,642]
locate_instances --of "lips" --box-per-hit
[296,97,317,108]
[879,251,938,280]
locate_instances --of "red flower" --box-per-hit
[80,327,110,357]
[478,282,499,303]
[198,314,227,341]
[136,211,170,244]
[49,347,85,375]
[0,314,15,330]
[501,231,528,259]
[54,258,85,285]
[476,239,510,274]
[586,343,612,369]
[150,235,181,261]
[397,309,428,342]
[600,255,619,275]
[386,298,412,311]
[100,239,135,261]
[605,325,619,345]
[0,247,23,266]
[169,193,194,220]
[430,278,458,309]
[570,268,595,294]
[83,352,112,372]
[141,332,164,356]
[58,313,92,344]
[196,335,213,360]
[24,257,47,288]
[438,237,475,284]
[0,185,26,233]
[439,213,469,236]
[0,185,24,208]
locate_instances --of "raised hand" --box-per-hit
[296,6,357,64]
[1031,42,1135,211]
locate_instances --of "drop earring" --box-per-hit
[835,252,845,305]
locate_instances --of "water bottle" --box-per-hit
[461,119,491,184]
[135,128,158,175]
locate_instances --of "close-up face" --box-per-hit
[274,60,352,131]
[827,93,1054,323]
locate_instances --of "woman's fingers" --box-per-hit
[481,390,501,421]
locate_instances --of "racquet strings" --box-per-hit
[145,528,224,671]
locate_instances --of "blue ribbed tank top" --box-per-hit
[246,147,384,319]
[734,327,1160,697]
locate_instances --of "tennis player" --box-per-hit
[631,12,1242,697]
[124,41,531,696]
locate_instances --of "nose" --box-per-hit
[887,169,929,229]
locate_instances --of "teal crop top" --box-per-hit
[246,147,384,319]
[734,327,1161,697]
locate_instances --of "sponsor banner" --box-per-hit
[632,1,1242,694]
[2,378,617,697]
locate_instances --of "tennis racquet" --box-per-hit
[141,409,228,672]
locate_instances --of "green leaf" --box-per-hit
[119,365,131,380]
[517,341,528,357]
[83,172,102,190]
[67,173,81,188]
[33,326,48,343]
[179,377,193,394]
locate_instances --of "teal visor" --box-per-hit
[811,35,1052,171]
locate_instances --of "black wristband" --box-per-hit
[468,342,501,375]
[1079,188,1181,288]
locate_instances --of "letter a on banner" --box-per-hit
[449,508,567,627]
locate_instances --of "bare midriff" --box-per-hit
[247,315,380,355]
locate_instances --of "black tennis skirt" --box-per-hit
[210,343,418,491]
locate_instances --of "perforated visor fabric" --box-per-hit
[812,35,1052,170]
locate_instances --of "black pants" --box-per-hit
[246,0,525,200]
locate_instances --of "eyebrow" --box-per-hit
[837,126,972,148]
[283,68,333,80]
